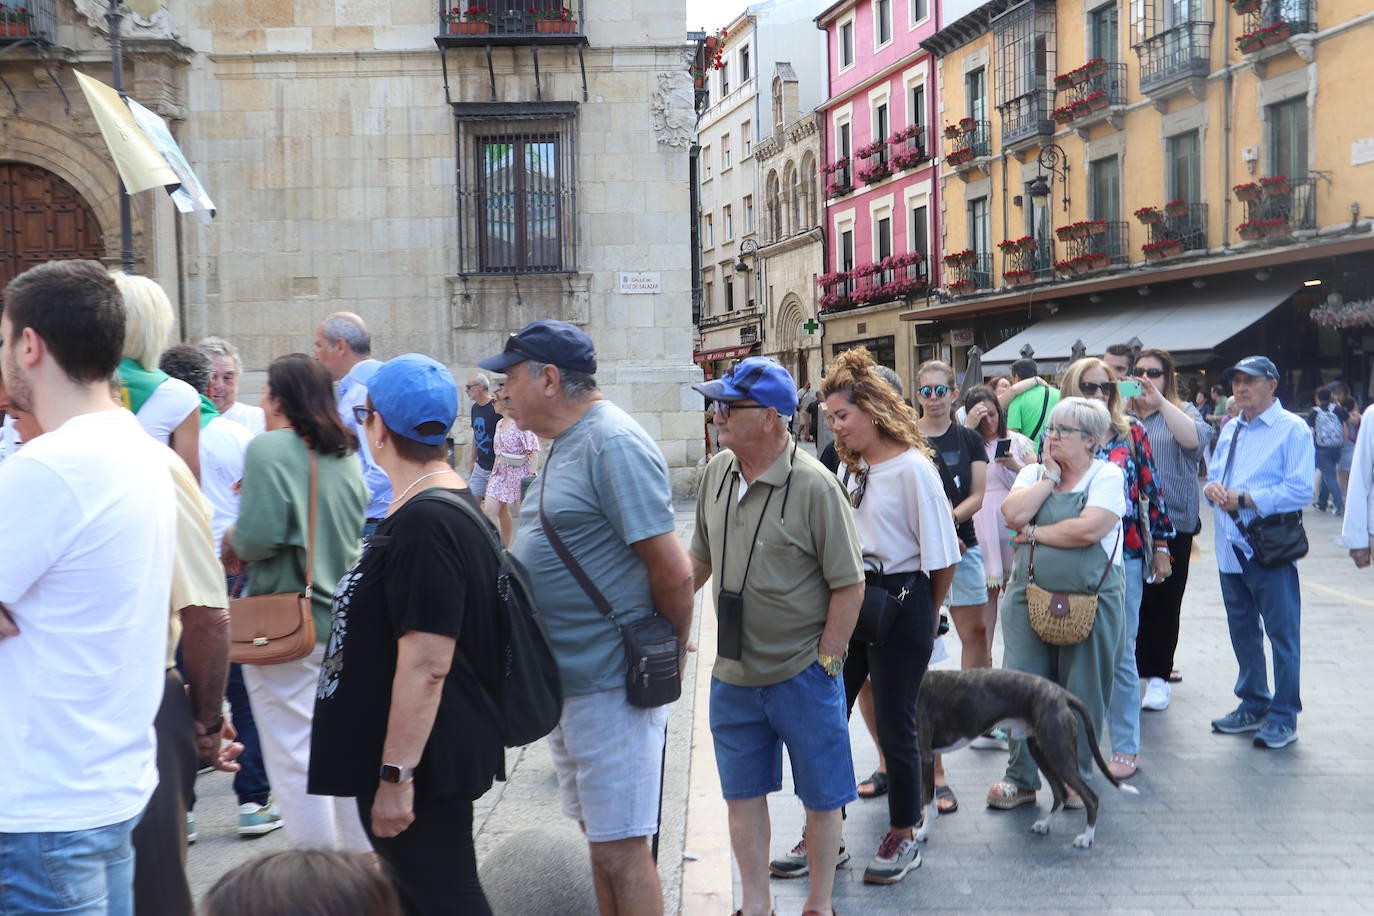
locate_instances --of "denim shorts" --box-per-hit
[949,543,989,607]
[709,661,858,812]
[0,813,140,916]
[545,687,670,843]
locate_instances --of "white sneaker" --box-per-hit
[1141,677,1170,711]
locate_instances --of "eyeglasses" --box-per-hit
[1132,367,1165,379]
[848,466,870,509]
[464,383,483,390]
[917,385,950,399]
[711,401,769,418]
[352,405,377,425]
[1044,424,1088,438]
[1079,382,1113,397]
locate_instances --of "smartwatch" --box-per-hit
[379,763,416,784]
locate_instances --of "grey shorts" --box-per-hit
[469,463,491,500]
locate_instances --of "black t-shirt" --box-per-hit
[308,488,504,802]
[471,401,499,470]
[929,424,987,547]
[820,441,840,475]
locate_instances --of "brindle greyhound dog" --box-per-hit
[913,668,1139,849]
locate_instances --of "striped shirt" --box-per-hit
[1136,403,1213,535]
[1205,398,1314,573]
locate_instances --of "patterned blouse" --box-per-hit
[1099,418,1176,560]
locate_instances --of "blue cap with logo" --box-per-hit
[368,353,458,445]
[1220,355,1279,384]
[692,356,798,417]
[478,319,597,375]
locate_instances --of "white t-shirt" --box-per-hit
[1011,459,1127,564]
[0,409,176,832]
[135,376,201,444]
[222,400,266,436]
[200,414,254,551]
[842,448,962,575]
[0,415,19,462]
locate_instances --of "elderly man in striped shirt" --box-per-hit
[1203,356,1313,751]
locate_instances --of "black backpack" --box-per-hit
[416,489,563,750]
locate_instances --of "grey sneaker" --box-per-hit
[768,829,850,878]
[186,812,197,845]
[238,801,285,837]
[863,832,922,885]
[1211,708,1266,734]
[1253,721,1298,749]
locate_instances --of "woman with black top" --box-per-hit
[308,353,503,916]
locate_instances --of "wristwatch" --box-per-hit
[379,763,416,784]
[194,716,224,738]
[818,652,845,677]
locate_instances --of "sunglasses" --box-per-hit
[352,405,377,425]
[1044,424,1088,438]
[1132,367,1165,379]
[1079,382,1114,397]
[917,385,950,399]
[848,466,870,509]
[711,401,769,418]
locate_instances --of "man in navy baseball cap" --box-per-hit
[692,357,798,417]
[1220,355,1279,385]
[479,319,597,375]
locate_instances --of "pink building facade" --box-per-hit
[816,0,941,379]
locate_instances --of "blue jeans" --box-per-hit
[226,663,270,806]
[1218,549,1302,729]
[1107,554,1146,754]
[0,814,140,916]
[1315,445,1344,512]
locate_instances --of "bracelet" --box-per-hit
[1026,524,1037,545]
[1153,545,1171,554]
[1042,472,1061,485]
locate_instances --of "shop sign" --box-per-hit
[951,328,974,346]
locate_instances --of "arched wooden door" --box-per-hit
[0,162,105,290]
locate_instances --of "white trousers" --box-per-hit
[242,643,371,852]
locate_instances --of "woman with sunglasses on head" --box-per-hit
[1058,358,1175,782]
[821,347,960,885]
[1128,349,1212,712]
[987,397,1127,809]
[482,385,539,547]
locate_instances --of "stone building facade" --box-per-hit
[0,0,704,491]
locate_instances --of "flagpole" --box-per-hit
[105,0,135,274]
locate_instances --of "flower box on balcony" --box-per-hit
[889,124,923,144]
[1052,105,1076,125]
[1054,259,1078,279]
[943,124,963,140]
[997,238,1024,254]
[826,181,853,198]
[1085,57,1108,77]
[536,18,577,32]
[1142,239,1186,261]
[1164,199,1189,218]
[857,162,892,184]
[1229,0,1261,12]
[948,279,974,295]
[1084,90,1110,113]
[821,158,850,175]
[817,272,847,287]
[1237,220,1266,241]
[1260,175,1291,196]
[959,117,977,132]
[947,147,975,167]
[891,149,926,170]
[1088,251,1110,269]
[1005,269,1034,286]
[944,249,977,267]
[2,6,30,35]
[852,262,883,277]
[1134,206,1163,225]
[1233,182,1262,202]
[819,293,853,311]
[1262,217,1291,239]
[1236,30,1264,53]
[1263,21,1292,45]
[856,140,885,159]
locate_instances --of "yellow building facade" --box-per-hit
[908,0,1374,396]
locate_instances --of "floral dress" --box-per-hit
[1098,418,1175,561]
[972,431,1038,588]
[487,418,539,505]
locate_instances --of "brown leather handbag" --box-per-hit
[229,450,318,665]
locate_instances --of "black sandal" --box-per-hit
[857,770,889,798]
[935,784,959,814]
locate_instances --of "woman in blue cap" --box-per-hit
[307,353,504,916]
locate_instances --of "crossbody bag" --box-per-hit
[229,450,318,664]
[1220,425,1308,568]
[538,446,680,708]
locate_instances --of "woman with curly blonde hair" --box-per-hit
[802,346,959,884]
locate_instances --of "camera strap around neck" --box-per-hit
[720,463,776,594]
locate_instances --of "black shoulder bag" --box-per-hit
[1026,383,1052,442]
[538,445,681,709]
[1220,425,1308,568]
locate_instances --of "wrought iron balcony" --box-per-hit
[1235,0,1315,37]
[1001,237,1055,284]
[437,0,587,44]
[889,126,929,171]
[1053,63,1128,130]
[1051,220,1129,277]
[999,90,1054,147]
[1140,203,1207,260]
[1136,21,1212,94]
[944,120,991,171]
[0,0,55,44]
[1235,175,1317,241]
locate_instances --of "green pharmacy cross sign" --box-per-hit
[802,318,820,334]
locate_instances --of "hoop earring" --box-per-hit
[375,440,384,449]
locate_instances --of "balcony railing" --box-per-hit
[0,0,55,44]
[1053,62,1128,126]
[818,256,926,314]
[889,126,930,171]
[438,0,586,43]
[1235,0,1315,40]
[945,252,993,295]
[856,141,892,185]
[1052,220,1129,277]
[1236,176,1317,241]
[1136,21,1212,93]
[1139,203,1207,260]
[823,159,853,198]
[1001,237,1055,284]
[944,120,991,169]
[999,90,1054,147]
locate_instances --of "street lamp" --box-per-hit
[1028,143,1070,213]
[734,237,759,272]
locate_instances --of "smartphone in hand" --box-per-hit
[994,437,1012,458]
[1117,379,1144,398]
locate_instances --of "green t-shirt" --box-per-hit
[1006,383,1062,444]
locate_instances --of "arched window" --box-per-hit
[800,152,817,228]
[765,170,781,241]
[772,76,785,137]
[786,163,800,236]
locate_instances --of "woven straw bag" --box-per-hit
[1025,529,1119,647]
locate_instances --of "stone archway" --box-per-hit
[0,162,105,288]
[774,294,806,383]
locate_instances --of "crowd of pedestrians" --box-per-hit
[0,252,1342,916]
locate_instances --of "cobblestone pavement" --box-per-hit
[187,497,1374,914]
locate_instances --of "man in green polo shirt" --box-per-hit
[689,356,864,916]
[1005,356,1060,446]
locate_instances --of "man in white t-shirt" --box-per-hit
[0,260,177,916]
[312,311,391,532]
[198,335,266,435]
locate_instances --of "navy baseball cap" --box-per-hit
[368,354,458,445]
[692,357,798,417]
[1221,356,1279,384]
[478,319,597,375]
